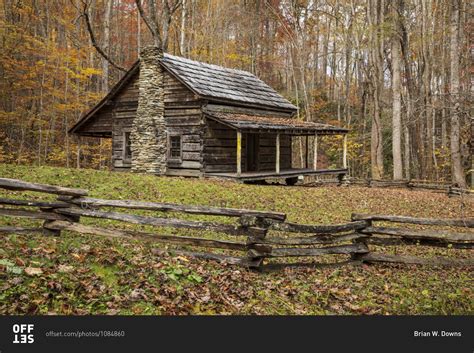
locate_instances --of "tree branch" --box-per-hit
[81,0,127,72]
[135,0,163,48]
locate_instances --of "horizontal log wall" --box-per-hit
[203,118,242,173]
[203,121,292,173]
[111,71,204,175]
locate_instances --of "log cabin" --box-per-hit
[70,53,349,184]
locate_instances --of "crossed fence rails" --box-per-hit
[0,177,472,270]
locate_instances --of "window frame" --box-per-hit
[122,129,132,164]
[168,134,182,161]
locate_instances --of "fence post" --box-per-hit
[240,215,273,270]
[42,196,84,236]
[350,213,371,262]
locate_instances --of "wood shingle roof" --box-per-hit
[205,112,348,135]
[161,54,297,112]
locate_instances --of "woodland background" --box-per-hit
[0,0,471,184]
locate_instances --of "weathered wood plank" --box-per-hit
[180,161,201,169]
[249,232,365,246]
[361,226,474,242]
[0,198,70,208]
[55,208,267,237]
[0,178,88,197]
[182,142,201,151]
[182,152,200,161]
[204,104,293,118]
[356,252,474,267]
[45,220,248,251]
[166,169,202,177]
[58,196,286,220]
[407,182,449,191]
[268,220,368,234]
[0,208,68,221]
[152,248,262,268]
[0,226,45,234]
[369,179,409,188]
[363,235,473,249]
[352,213,474,228]
[181,134,201,143]
[251,243,369,258]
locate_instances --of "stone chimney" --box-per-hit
[130,46,167,174]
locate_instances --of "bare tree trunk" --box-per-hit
[441,10,448,150]
[180,0,187,55]
[76,137,81,169]
[400,6,414,180]
[321,16,330,87]
[391,0,403,180]
[137,0,141,53]
[102,0,113,93]
[449,0,465,187]
[369,0,384,179]
[421,0,434,179]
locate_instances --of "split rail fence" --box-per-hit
[306,176,473,197]
[0,177,473,270]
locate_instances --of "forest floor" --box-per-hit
[0,164,473,315]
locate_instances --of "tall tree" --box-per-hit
[102,0,114,93]
[391,0,403,180]
[368,0,384,179]
[449,0,465,187]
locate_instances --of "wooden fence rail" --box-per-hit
[304,176,473,197]
[0,177,473,270]
[350,213,474,266]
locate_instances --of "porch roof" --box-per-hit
[204,112,348,135]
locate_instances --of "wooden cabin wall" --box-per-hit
[258,134,291,171]
[76,104,114,136]
[203,120,292,173]
[111,70,204,176]
[163,72,202,176]
[203,119,245,173]
[112,73,139,171]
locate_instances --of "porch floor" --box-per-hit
[204,168,348,182]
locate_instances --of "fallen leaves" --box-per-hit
[58,264,74,273]
[24,267,43,276]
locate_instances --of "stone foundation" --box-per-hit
[131,46,167,174]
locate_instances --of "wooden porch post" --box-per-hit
[343,134,348,169]
[276,133,280,174]
[313,134,318,171]
[305,135,309,168]
[237,131,242,176]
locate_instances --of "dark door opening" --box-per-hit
[246,133,259,172]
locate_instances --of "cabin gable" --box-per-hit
[111,69,203,174]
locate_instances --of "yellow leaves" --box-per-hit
[67,66,102,80]
[81,67,103,77]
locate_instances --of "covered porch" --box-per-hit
[203,112,349,183]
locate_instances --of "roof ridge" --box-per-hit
[162,53,254,76]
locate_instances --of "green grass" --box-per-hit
[0,164,473,315]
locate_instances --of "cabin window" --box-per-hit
[123,131,132,162]
[169,135,182,159]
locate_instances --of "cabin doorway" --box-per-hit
[245,133,259,172]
